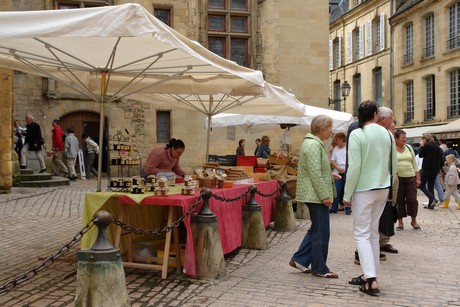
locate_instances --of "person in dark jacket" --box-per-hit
[20,114,46,173]
[236,139,246,156]
[419,133,444,209]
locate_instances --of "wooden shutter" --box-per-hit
[366,20,372,56]
[380,13,385,51]
[337,36,342,67]
[347,31,353,63]
[359,24,364,59]
[329,39,333,70]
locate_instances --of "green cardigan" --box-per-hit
[296,133,336,204]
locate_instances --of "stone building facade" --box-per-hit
[1,0,329,191]
[329,0,392,115]
[391,0,460,129]
[329,0,460,135]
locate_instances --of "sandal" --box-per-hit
[359,277,380,296]
[348,274,365,285]
[396,225,404,231]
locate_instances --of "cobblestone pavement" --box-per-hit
[0,179,459,306]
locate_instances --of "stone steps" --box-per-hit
[18,169,70,187]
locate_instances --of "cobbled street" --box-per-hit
[0,179,459,307]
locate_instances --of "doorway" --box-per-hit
[59,111,108,173]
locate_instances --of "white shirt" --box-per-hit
[331,145,347,174]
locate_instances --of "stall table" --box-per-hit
[81,180,278,278]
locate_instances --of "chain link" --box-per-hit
[112,194,203,236]
[255,186,280,198]
[210,186,253,202]
[0,218,95,294]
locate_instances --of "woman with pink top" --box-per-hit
[143,138,186,177]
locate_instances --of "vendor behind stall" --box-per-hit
[143,138,186,177]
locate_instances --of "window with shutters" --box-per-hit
[353,74,361,116]
[329,36,342,70]
[372,13,385,53]
[207,0,251,67]
[373,67,382,106]
[333,80,341,111]
[156,111,171,143]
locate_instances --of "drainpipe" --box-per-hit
[390,0,394,111]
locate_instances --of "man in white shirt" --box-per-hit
[82,133,100,180]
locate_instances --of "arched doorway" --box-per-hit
[59,111,108,173]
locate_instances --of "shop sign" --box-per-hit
[441,132,460,139]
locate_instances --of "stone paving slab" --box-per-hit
[0,181,459,306]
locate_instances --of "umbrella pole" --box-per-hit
[96,72,107,192]
[206,114,211,163]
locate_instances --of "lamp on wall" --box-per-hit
[341,81,351,112]
[328,81,351,111]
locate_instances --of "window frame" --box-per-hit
[373,67,383,106]
[353,74,361,116]
[424,75,435,121]
[423,14,435,58]
[448,69,460,118]
[448,2,460,50]
[404,23,413,65]
[405,80,414,123]
[156,111,171,143]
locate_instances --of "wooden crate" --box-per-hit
[268,156,290,165]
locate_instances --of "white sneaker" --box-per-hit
[423,202,428,206]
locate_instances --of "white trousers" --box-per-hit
[352,189,388,279]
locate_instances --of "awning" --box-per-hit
[402,125,446,142]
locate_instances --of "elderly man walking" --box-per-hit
[20,114,46,173]
[64,128,79,180]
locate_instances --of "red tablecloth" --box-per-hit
[117,180,278,277]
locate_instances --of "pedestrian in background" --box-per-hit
[64,128,79,180]
[51,119,68,177]
[344,100,397,296]
[289,114,339,279]
[255,135,271,158]
[394,129,421,230]
[13,120,25,162]
[419,133,444,209]
[254,138,262,156]
[82,133,99,179]
[21,114,46,173]
[236,139,246,156]
[330,132,349,214]
[440,154,460,210]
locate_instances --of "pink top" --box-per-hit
[143,147,185,177]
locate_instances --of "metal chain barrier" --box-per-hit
[0,218,96,294]
[255,185,280,198]
[111,194,203,235]
[210,186,253,202]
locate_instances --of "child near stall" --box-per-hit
[440,154,460,209]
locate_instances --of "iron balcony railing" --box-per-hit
[424,109,434,121]
[422,46,434,58]
[447,35,460,50]
[404,111,414,123]
[447,105,460,118]
[403,53,413,65]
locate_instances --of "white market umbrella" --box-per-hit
[0,3,269,191]
[429,119,460,134]
[207,104,353,133]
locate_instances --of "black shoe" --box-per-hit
[380,244,398,254]
[329,210,337,214]
[70,176,78,181]
[428,199,438,209]
[20,165,26,169]
[39,168,46,173]
[359,277,380,296]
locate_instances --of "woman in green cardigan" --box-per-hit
[289,115,338,278]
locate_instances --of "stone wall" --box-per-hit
[0,69,13,192]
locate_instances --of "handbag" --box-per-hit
[379,131,397,237]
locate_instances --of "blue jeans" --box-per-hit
[331,173,346,212]
[291,202,331,275]
[420,170,437,204]
[434,176,444,202]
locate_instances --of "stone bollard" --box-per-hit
[242,186,268,250]
[295,201,310,220]
[191,189,226,280]
[274,182,297,232]
[75,211,130,307]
